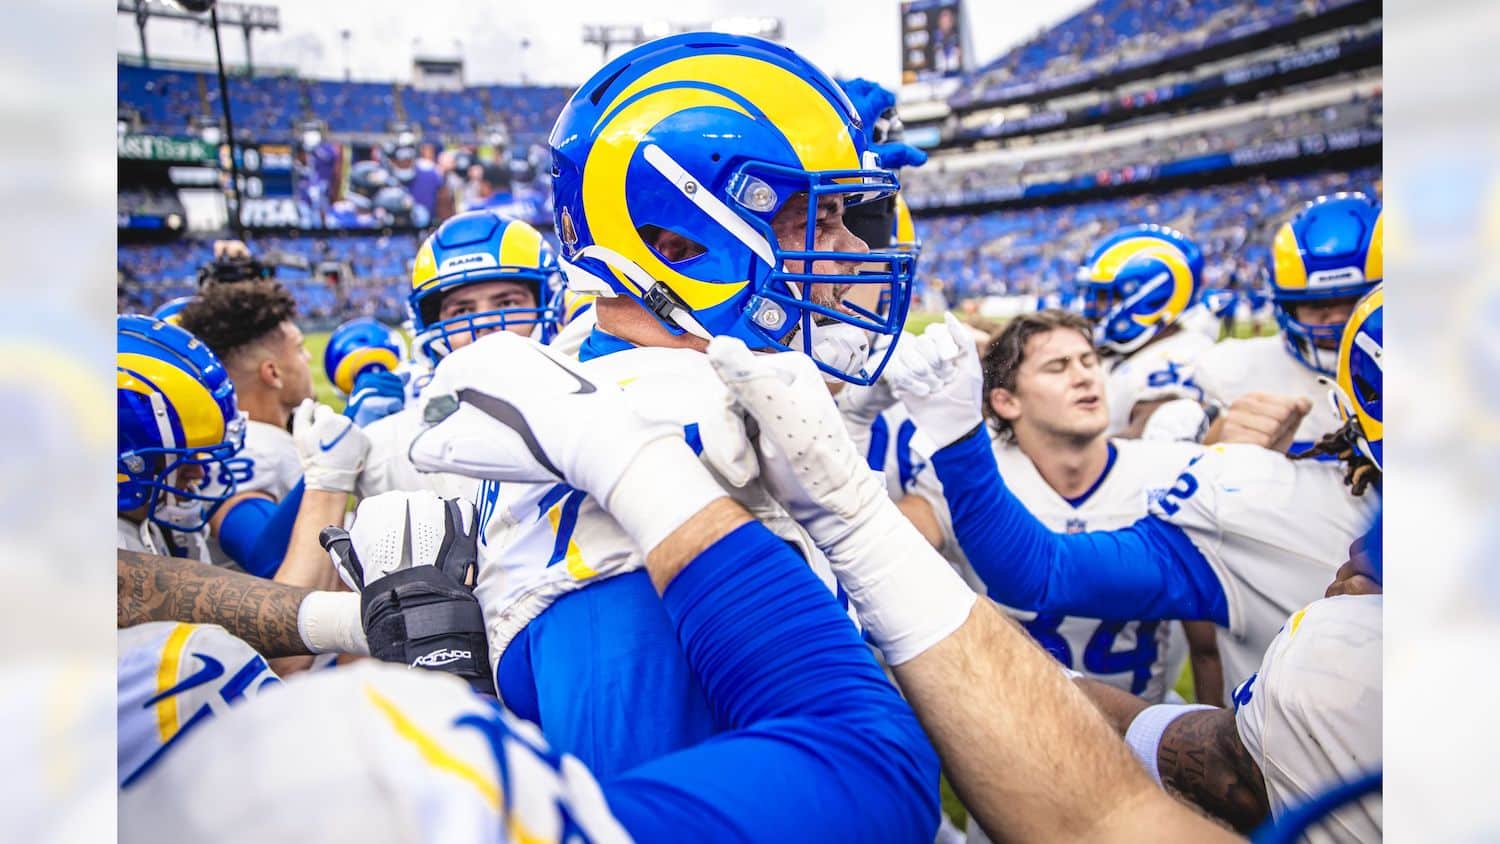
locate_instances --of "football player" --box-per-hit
[322,316,409,425]
[1079,515,1383,838]
[884,286,1382,702]
[1194,193,1382,455]
[117,621,279,789]
[406,32,918,777]
[176,281,368,589]
[1079,224,1217,440]
[117,314,250,559]
[118,360,943,842]
[905,309,1215,704]
[117,332,1231,843]
[352,209,560,501]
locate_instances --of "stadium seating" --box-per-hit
[118,65,211,133]
[117,169,1378,322]
[119,63,568,141]
[957,0,1365,105]
[304,79,399,135]
[913,167,1380,302]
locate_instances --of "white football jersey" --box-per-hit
[118,516,170,556]
[471,345,845,680]
[1234,595,1382,843]
[1105,330,1215,437]
[862,403,937,502]
[398,359,435,403]
[119,661,630,844]
[968,438,1202,700]
[117,622,280,788]
[1150,444,1379,701]
[548,303,598,360]
[1191,335,1341,452]
[201,418,304,567]
[357,405,481,502]
[236,419,302,503]
[118,516,213,563]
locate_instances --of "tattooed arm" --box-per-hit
[1155,708,1271,832]
[118,549,316,658]
[1074,677,1270,833]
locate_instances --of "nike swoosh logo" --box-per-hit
[143,652,225,707]
[530,346,597,395]
[457,388,565,479]
[319,421,354,451]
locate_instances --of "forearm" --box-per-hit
[118,549,314,657]
[932,428,1228,622]
[892,597,1224,842]
[1073,680,1270,834]
[273,488,350,591]
[1156,709,1271,832]
[120,549,368,658]
[216,482,306,578]
[1185,620,1226,707]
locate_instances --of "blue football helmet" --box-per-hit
[151,296,195,327]
[408,210,561,365]
[1329,284,1382,471]
[1079,224,1204,355]
[323,317,408,396]
[1270,193,1383,375]
[548,32,914,385]
[118,314,250,532]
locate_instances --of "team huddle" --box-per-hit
[116,33,1382,843]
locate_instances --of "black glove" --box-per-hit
[320,495,493,694]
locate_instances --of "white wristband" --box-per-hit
[1124,704,1216,785]
[296,591,369,656]
[825,496,979,666]
[605,437,731,556]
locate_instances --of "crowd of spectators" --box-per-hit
[906,94,1380,207]
[118,63,570,142]
[915,166,1379,304]
[118,167,1378,324]
[961,0,1345,102]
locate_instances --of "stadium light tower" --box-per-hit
[117,0,278,239]
[583,17,782,63]
[116,1,280,76]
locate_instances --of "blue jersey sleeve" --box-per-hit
[601,522,939,843]
[215,481,305,578]
[931,428,1229,626]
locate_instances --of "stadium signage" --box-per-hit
[239,197,300,227]
[118,134,216,163]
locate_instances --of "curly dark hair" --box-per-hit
[980,309,1096,443]
[176,280,299,367]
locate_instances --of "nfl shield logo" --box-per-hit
[1065,517,1087,534]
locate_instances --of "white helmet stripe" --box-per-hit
[642,143,777,267]
[1354,332,1383,370]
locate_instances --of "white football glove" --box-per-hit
[707,336,976,665]
[292,399,372,493]
[884,312,985,451]
[408,332,730,554]
[328,491,477,591]
[319,491,491,690]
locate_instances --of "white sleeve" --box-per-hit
[1233,596,1383,838]
[354,412,407,500]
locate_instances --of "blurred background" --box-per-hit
[4,0,1497,838]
